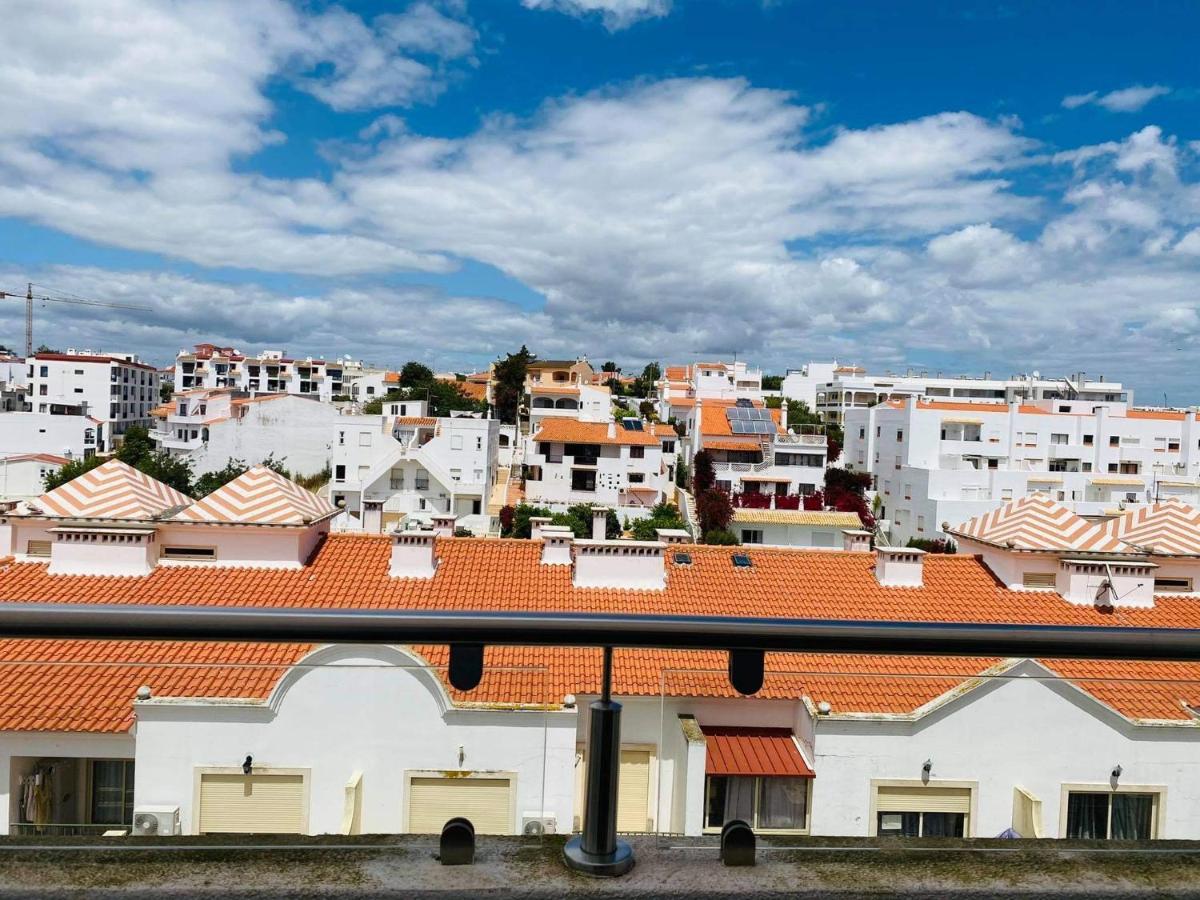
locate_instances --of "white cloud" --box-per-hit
[927,224,1040,286]
[1062,84,1170,113]
[521,0,671,30]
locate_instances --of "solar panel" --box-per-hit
[735,398,754,408]
[621,418,644,431]
[745,408,770,421]
[732,553,753,568]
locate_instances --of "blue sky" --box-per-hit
[0,0,1197,401]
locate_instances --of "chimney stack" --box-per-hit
[529,516,553,540]
[842,529,872,552]
[655,528,692,544]
[573,540,666,590]
[590,506,609,541]
[874,546,925,587]
[540,526,574,565]
[389,529,438,579]
[431,513,457,537]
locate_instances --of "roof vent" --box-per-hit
[431,513,457,537]
[573,539,666,590]
[590,506,609,541]
[731,553,753,569]
[529,516,553,540]
[842,529,872,552]
[655,528,692,545]
[540,526,574,565]
[875,546,925,587]
[389,529,437,579]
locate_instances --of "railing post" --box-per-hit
[563,646,634,876]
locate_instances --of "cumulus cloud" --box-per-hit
[1062,84,1171,113]
[521,0,671,30]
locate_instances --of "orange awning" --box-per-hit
[702,726,814,777]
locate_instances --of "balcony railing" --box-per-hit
[8,823,118,836]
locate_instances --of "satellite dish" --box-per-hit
[1095,563,1117,607]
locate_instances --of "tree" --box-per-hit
[674,458,689,489]
[559,504,621,539]
[508,502,553,538]
[192,455,290,498]
[399,361,434,389]
[638,400,657,421]
[115,425,156,466]
[43,454,105,490]
[137,451,194,495]
[632,362,661,398]
[492,346,534,424]
[692,450,716,495]
[601,361,619,373]
[696,487,733,536]
[703,529,739,545]
[499,505,516,536]
[761,374,783,391]
[629,502,687,541]
[159,383,173,402]
[907,537,957,554]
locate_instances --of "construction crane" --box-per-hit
[0,283,151,357]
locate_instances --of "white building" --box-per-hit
[174,343,396,404]
[0,353,27,412]
[686,399,826,499]
[523,418,678,516]
[0,412,100,460]
[151,389,336,478]
[731,509,866,549]
[528,383,612,434]
[4,477,1200,841]
[783,362,1132,426]
[0,453,68,501]
[329,401,499,535]
[658,361,764,423]
[25,350,159,448]
[844,396,1200,546]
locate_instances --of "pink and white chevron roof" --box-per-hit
[32,459,192,520]
[172,466,337,526]
[1098,499,1200,556]
[950,494,1129,553]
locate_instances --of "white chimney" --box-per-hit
[1058,558,1156,608]
[842,529,872,552]
[875,546,925,587]
[655,528,692,544]
[541,527,574,565]
[573,539,666,590]
[389,529,437,579]
[607,422,616,440]
[529,516,553,540]
[590,506,609,541]
[48,526,156,577]
[431,513,456,537]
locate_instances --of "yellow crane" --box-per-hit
[0,283,151,356]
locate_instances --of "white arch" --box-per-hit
[265,644,453,717]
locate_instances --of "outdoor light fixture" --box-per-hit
[1112,764,1123,779]
[242,755,253,775]
[922,759,933,775]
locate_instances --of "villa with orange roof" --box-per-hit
[6,464,1200,841]
[656,360,765,423]
[845,394,1200,545]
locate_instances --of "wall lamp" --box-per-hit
[242,755,253,775]
[922,759,933,778]
[1112,764,1123,780]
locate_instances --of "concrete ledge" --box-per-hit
[2,834,1200,898]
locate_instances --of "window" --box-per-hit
[450,468,462,482]
[91,760,135,826]
[705,776,808,832]
[334,465,346,482]
[571,469,597,491]
[161,546,216,561]
[1154,577,1193,593]
[359,432,372,447]
[338,431,345,445]
[476,437,483,451]
[661,440,675,454]
[1001,488,1013,500]
[629,472,645,484]
[916,515,925,532]
[25,540,51,557]
[896,429,904,442]
[415,470,430,491]
[630,445,645,459]
[451,435,463,450]
[1169,440,1180,452]
[39,365,48,377]
[740,529,764,544]
[877,810,964,837]
[1051,433,1069,444]
[1083,434,1094,445]
[390,469,405,491]
[1065,792,1157,840]
[1109,435,1120,447]
[874,785,971,837]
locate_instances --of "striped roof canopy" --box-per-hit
[172,466,337,526]
[950,494,1130,553]
[31,459,192,520]
[1098,499,1200,556]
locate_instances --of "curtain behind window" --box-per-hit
[1111,794,1153,840]
[757,777,808,830]
[723,776,755,825]
[1066,793,1108,839]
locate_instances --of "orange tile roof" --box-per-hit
[4,536,1200,729]
[914,400,1008,413]
[529,384,581,395]
[1,453,69,466]
[150,403,175,418]
[664,366,689,381]
[395,416,437,427]
[172,467,337,526]
[26,459,192,520]
[1124,409,1200,422]
[384,372,401,385]
[703,439,763,452]
[700,404,781,438]
[532,418,658,446]
[651,422,678,437]
[458,381,487,401]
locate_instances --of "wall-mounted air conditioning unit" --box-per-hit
[521,813,557,835]
[132,806,181,836]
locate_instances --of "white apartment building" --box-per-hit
[25,350,159,448]
[5,467,1200,842]
[329,401,499,535]
[152,389,336,478]
[528,382,612,434]
[658,361,764,423]
[0,412,100,460]
[0,453,67,501]
[844,397,1200,545]
[0,353,26,412]
[783,362,1132,425]
[686,399,827,499]
[175,343,393,403]
[524,418,678,516]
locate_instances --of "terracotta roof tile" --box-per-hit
[701,726,814,777]
[532,419,658,446]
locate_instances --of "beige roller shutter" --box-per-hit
[616,750,651,833]
[876,785,971,814]
[198,773,305,834]
[407,777,512,835]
